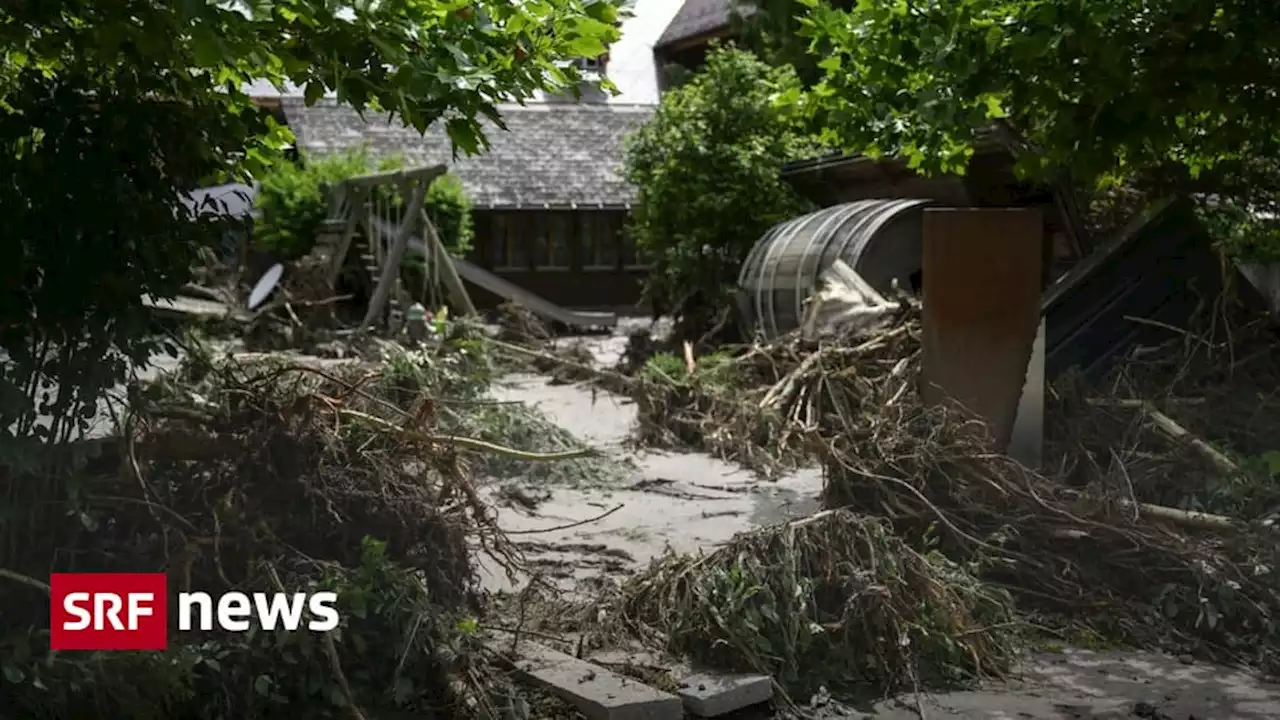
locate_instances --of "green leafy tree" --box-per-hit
[730,0,854,85]
[0,0,624,443]
[792,0,1280,259]
[624,45,816,338]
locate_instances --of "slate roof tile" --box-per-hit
[280,97,653,209]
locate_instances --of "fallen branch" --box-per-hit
[337,408,597,461]
[0,568,51,594]
[486,337,635,390]
[1141,403,1240,475]
[1123,500,1243,532]
[181,282,232,304]
[1085,398,1240,476]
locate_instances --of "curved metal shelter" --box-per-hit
[738,199,932,339]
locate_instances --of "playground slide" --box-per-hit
[402,236,618,329]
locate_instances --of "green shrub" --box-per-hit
[623,45,818,336]
[253,148,473,261]
[424,173,474,255]
[254,151,372,260]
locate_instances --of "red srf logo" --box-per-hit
[50,573,169,650]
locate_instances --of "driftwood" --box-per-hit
[181,282,232,304]
[1087,398,1240,476]
[1126,500,1242,532]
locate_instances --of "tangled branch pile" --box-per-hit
[631,315,918,479]
[620,305,1280,694]
[613,510,1019,699]
[490,302,598,385]
[1,337,604,719]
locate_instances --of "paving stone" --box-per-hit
[677,672,774,717]
[487,638,683,720]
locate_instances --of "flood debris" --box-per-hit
[524,300,1280,709]
[607,510,1020,700]
[5,336,546,718]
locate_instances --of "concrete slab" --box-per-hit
[678,672,774,716]
[487,637,684,720]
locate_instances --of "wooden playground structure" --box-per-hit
[314,163,617,333]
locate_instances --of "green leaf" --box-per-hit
[446,118,482,157]
[982,94,1007,119]
[304,81,325,107]
[1261,450,1280,477]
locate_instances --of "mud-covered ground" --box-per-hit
[59,320,1280,719]
[475,321,1280,720]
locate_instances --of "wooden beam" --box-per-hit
[358,179,427,332]
[420,208,478,317]
[342,163,446,189]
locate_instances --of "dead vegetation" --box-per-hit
[0,330,620,719]
[558,300,1280,706]
[609,509,1021,697]
[13,250,1280,716]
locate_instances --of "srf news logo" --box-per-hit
[50,573,339,651]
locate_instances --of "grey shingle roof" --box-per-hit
[280,97,653,209]
[655,0,733,50]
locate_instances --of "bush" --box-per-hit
[404,173,475,293]
[424,173,474,255]
[254,149,473,261]
[624,45,819,337]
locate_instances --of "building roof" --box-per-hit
[280,98,654,210]
[655,0,734,51]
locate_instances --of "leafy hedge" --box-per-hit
[253,148,474,261]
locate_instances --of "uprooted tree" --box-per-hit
[623,45,816,341]
[786,0,1280,259]
[1,0,624,715]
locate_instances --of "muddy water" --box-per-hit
[477,371,824,593]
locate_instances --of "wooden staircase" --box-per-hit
[354,232,411,330]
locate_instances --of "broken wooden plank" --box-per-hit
[142,294,240,321]
[484,637,683,720]
[677,672,773,717]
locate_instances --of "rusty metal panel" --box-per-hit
[921,208,1044,450]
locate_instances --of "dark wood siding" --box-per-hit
[464,208,647,310]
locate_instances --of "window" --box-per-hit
[621,226,648,269]
[581,213,619,271]
[490,214,528,271]
[534,213,572,270]
[571,54,607,74]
